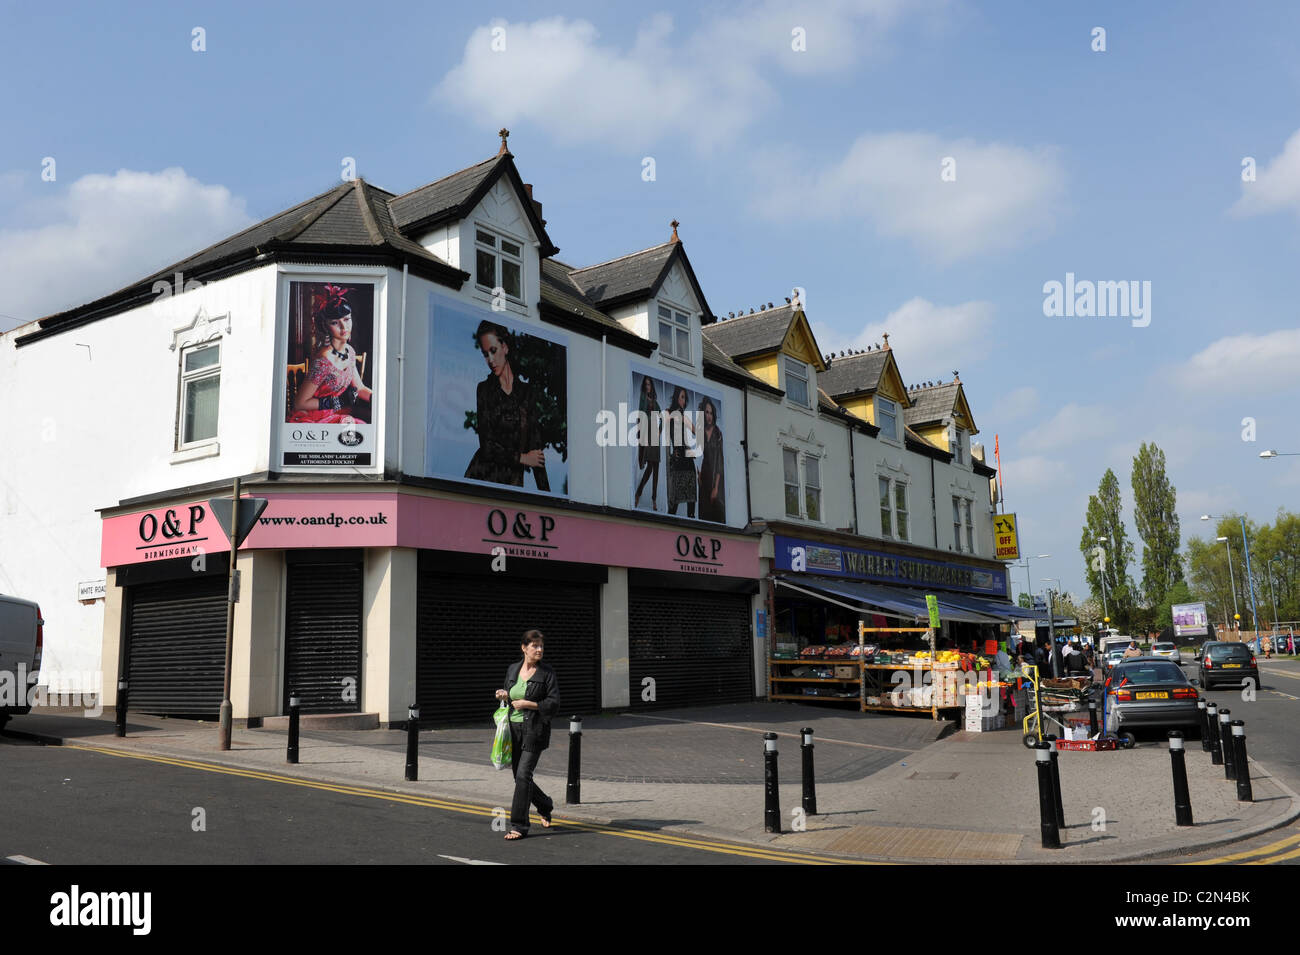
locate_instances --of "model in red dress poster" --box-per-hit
[290,285,372,424]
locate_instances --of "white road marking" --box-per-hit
[437,854,505,865]
[5,855,49,865]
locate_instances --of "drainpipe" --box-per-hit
[395,263,408,476]
[847,424,858,535]
[742,387,753,525]
[930,456,938,548]
[601,334,607,507]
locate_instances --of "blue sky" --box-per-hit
[4,0,1298,603]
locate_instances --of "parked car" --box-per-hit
[1151,641,1182,665]
[1197,641,1260,690]
[1105,658,1201,735]
[1103,647,1127,673]
[0,594,44,731]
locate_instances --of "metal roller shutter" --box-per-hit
[629,589,753,708]
[417,572,599,724]
[285,560,363,713]
[126,578,228,717]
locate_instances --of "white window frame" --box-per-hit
[876,396,899,443]
[893,479,910,542]
[878,475,908,541]
[657,302,692,364]
[964,498,975,553]
[783,447,822,522]
[952,496,963,552]
[953,426,967,465]
[473,224,525,304]
[784,356,812,409]
[176,340,221,452]
[880,476,893,538]
[784,448,801,518]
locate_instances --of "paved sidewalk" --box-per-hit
[9,702,1297,864]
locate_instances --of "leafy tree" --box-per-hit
[1131,442,1182,605]
[1017,592,1033,610]
[1185,535,1237,630]
[1156,579,1194,630]
[1080,469,1137,629]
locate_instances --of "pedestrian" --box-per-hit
[1122,640,1142,659]
[494,629,560,841]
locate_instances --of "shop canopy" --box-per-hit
[934,592,1046,624]
[776,575,1005,625]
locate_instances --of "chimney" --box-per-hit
[523,183,544,225]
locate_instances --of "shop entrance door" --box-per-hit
[628,588,753,708]
[125,577,228,717]
[284,552,363,713]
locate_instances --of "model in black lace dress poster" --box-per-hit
[464,320,550,490]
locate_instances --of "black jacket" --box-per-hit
[503,660,561,753]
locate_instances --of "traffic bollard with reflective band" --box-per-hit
[1197,699,1210,752]
[1044,735,1065,828]
[1206,701,1222,765]
[566,716,582,805]
[404,703,419,781]
[287,692,301,765]
[1167,731,1194,826]
[1219,709,1235,780]
[115,680,128,738]
[764,733,782,833]
[1087,698,1098,737]
[1034,743,1060,849]
[800,727,818,816]
[1231,721,1253,802]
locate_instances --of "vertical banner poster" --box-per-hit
[1172,602,1209,639]
[427,297,569,495]
[282,281,377,468]
[629,365,726,524]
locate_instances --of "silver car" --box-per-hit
[1151,641,1182,665]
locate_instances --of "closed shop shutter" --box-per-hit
[285,558,363,713]
[417,569,599,724]
[628,589,753,708]
[125,578,228,717]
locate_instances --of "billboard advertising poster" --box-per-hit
[427,297,569,495]
[1172,601,1209,638]
[282,282,377,469]
[629,365,726,524]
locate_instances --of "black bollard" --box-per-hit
[287,692,301,764]
[1167,731,1194,826]
[1219,709,1235,780]
[763,733,781,833]
[800,727,818,815]
[1197,699,1210,752]
[1207,701,1222,765]
[566,715,582,805]
[115,679,128,738]
[1034,742,1060,849]
[1230,721,1253,802]
[404,703,419,781]
[1088,697,1098,738]
[1045,735,1065,828]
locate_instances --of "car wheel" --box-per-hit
[1198,675,1206,689]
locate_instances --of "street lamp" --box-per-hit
[1012,553,1050,605]
[1203,515,1259,633]
[1216,536,1240,629]
[1043,577,1062,677]
[1096,535,1110,622]
[1268,556,1281,632]
[1259,450,1300,458]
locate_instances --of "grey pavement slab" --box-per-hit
[9,702,1297,864]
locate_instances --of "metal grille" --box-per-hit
[285,561,363,713]
[628,588,754,708]
[417,572,599,724]
[125,578,228,717]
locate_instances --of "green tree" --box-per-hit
[1185,535,1236,630]
[1080,469,1136,629]
[1156,579,1194,629]
[1017,592,1033,610]
[1131,442,1182,605]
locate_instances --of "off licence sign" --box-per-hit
[994,513,1020,561]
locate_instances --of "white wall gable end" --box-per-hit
[170,305,231,352]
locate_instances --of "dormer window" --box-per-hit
[953,427,967,464]
[658,304,691,362]
[784,357,811,408]
[475,227,523,302]
[876,397,899,442]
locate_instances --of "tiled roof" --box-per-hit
[703,305,794,359]
[818,349,890,398]
[568,243,677,307]
[702,334,774,392]
[902,382,961,427]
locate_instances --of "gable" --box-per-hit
[780,310,825,370]
[657,259,701,314]
[876,352,909,405]
[467,179,537,246]
[952,387,978,434]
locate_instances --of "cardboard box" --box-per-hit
[834,665,858,679]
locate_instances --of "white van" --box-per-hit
[0,594,43,730]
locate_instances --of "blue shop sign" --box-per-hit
[775,535,1007,597]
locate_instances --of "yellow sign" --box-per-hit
[993,513,1020,561]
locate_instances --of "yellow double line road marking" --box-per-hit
[1185,829,1300,865]
[67,745,868,865]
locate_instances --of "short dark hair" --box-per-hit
[521,629,545,647]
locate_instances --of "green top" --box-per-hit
[509,672,529,723]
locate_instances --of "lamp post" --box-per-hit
[1259,450,1300,458]
[1043,577,1062,677]
[1096,535,1110,622]
[1012,554,1050,606]
[1216,536,1240,628]
[1268,557,1281,633]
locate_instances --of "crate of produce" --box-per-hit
[1055,738,1118,752]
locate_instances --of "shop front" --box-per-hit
[99,486,762,725]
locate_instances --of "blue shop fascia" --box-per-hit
[763,523,1031,661]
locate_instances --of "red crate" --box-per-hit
[1054,738,1119,752]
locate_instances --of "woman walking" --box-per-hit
[494,630,560,840]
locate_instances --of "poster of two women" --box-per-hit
[630,368,726,524]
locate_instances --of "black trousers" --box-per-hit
[509,722,553,832]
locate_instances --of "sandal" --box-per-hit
[504,829,528,841]
[540,813,552,829]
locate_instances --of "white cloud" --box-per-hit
[1231,128,1300,217]
[988,386,1040,422]
[0,168,251,325]
[812,297,995,380]
[997,455,1069,491]
[432,3,932,151]
[1017,403,1115,452]
[1181,328,1300,392]
[751,132,1065,260]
